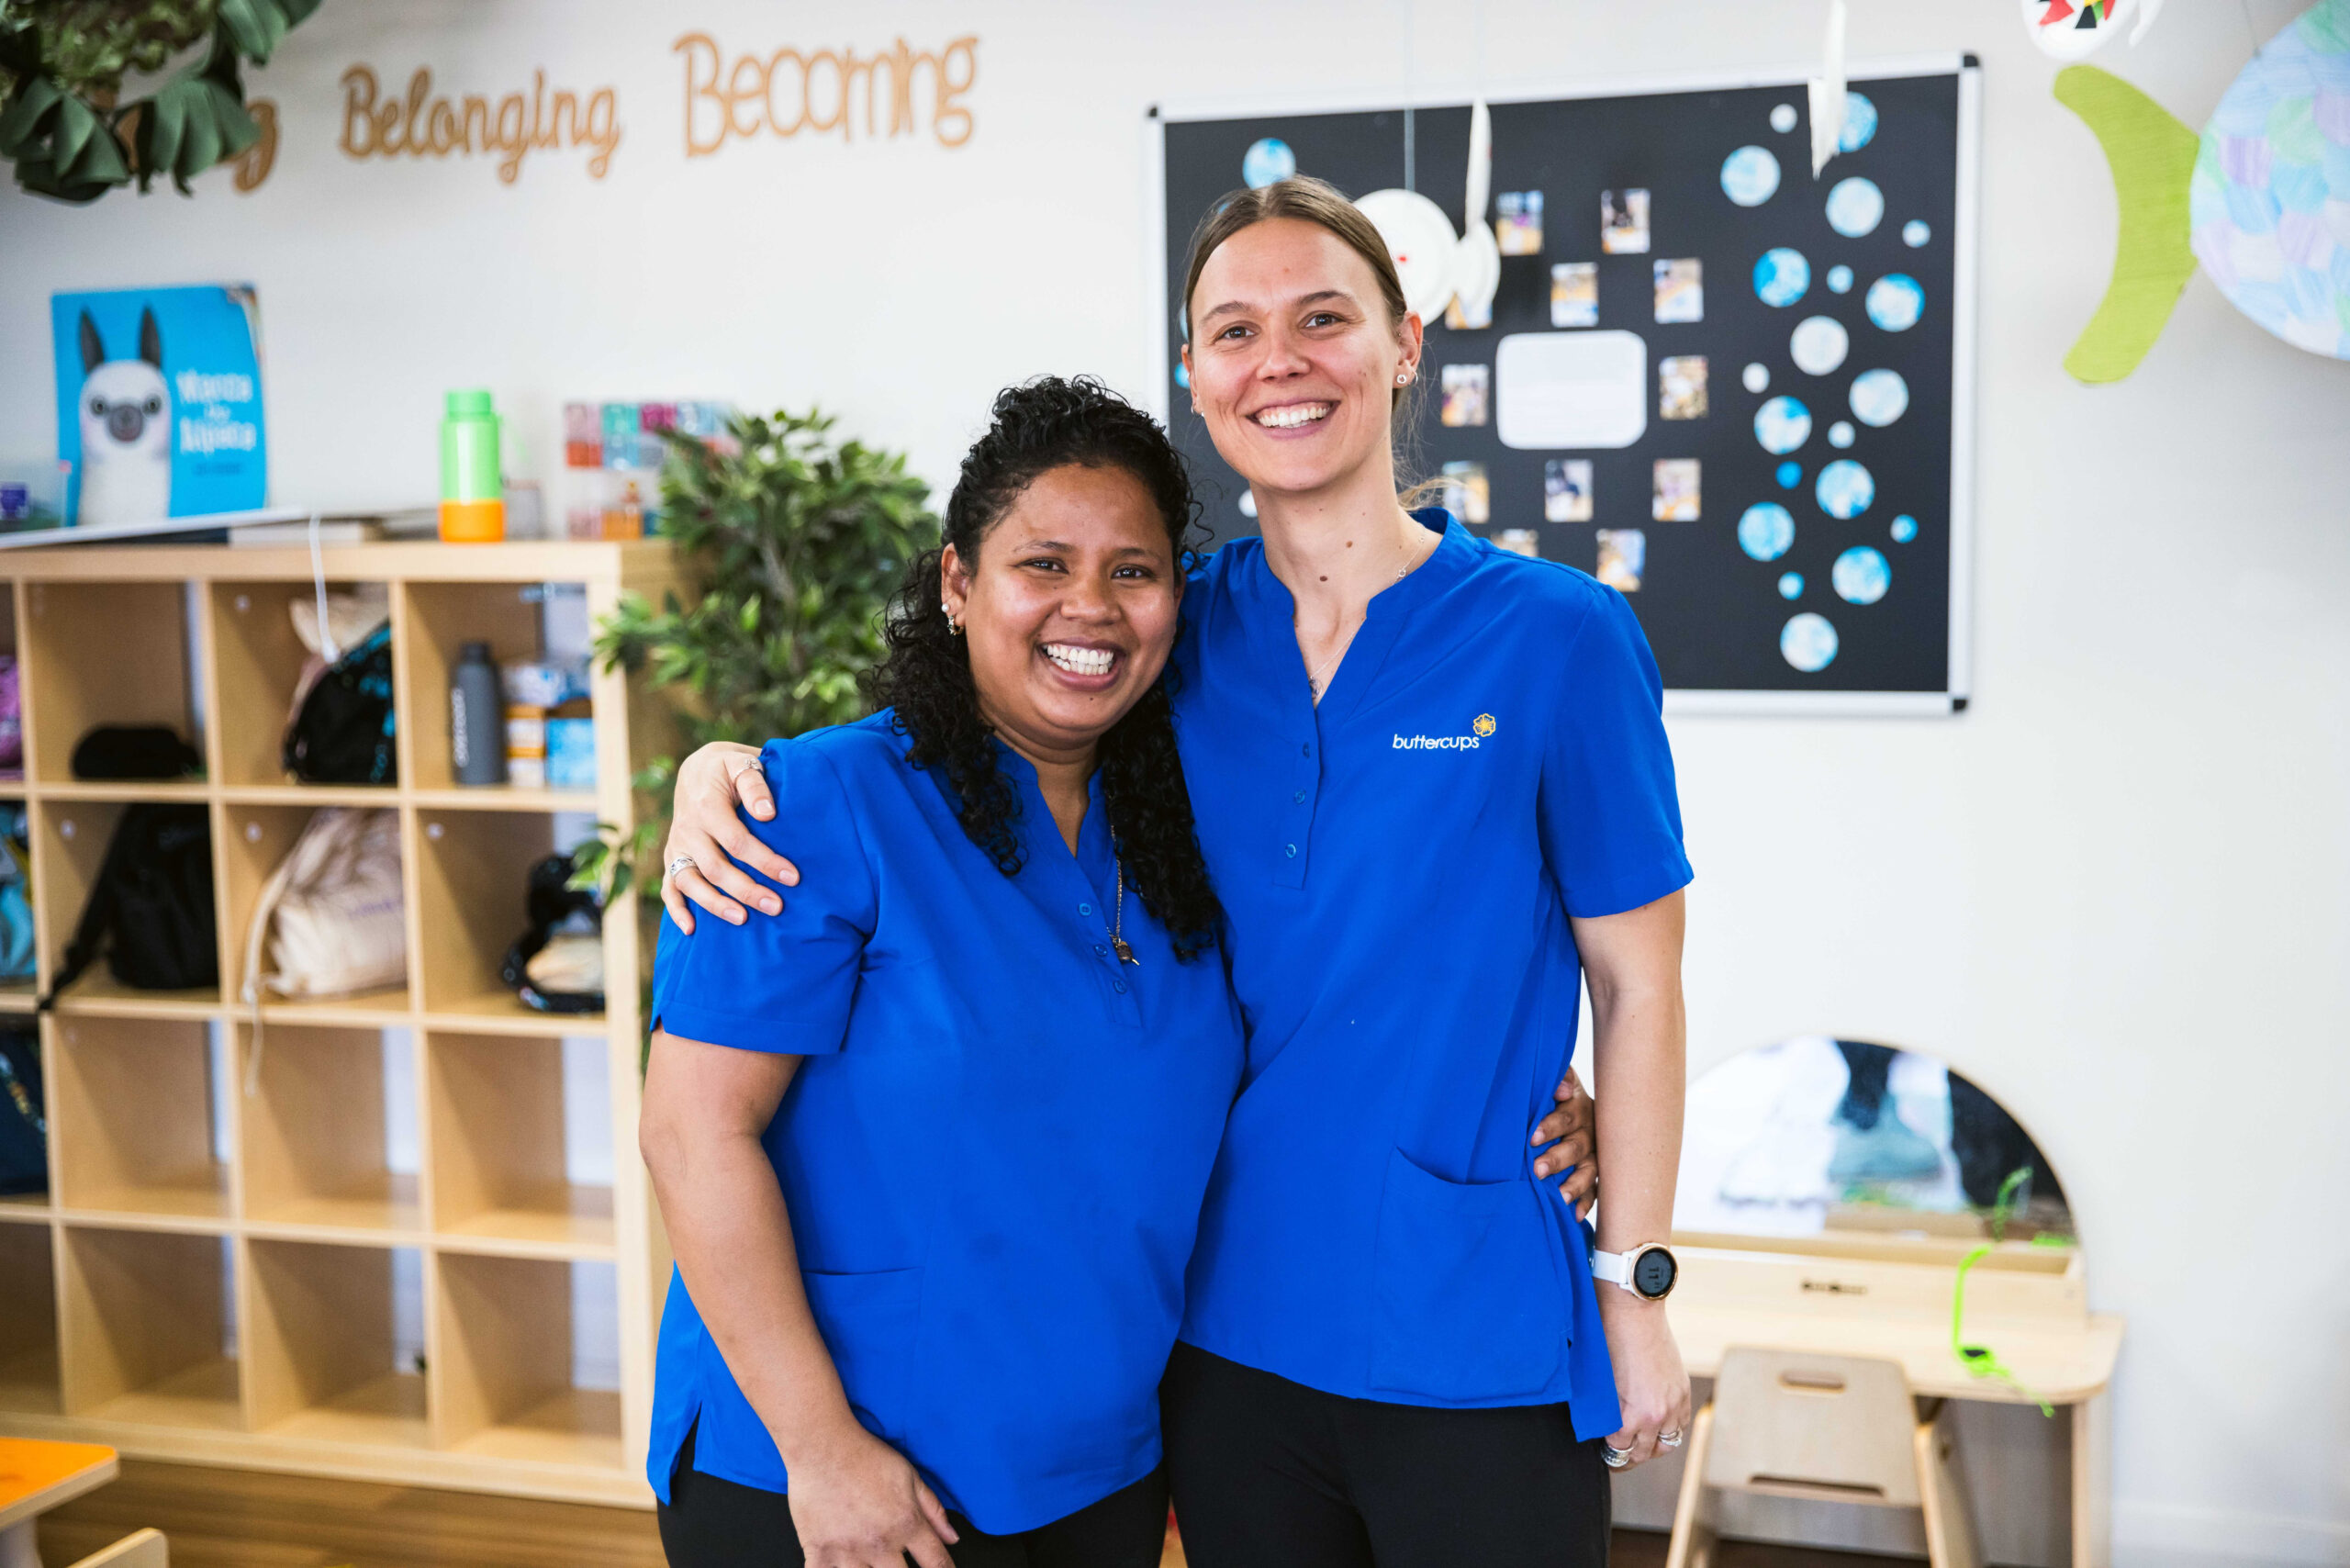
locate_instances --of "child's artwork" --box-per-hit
[1601,188,1651,253]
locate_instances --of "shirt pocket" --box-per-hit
[1368,1148,1566,1401]
[801,1265,923,1441]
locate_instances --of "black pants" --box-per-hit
[658,1422,1168,1568]
[1161,1342,1610,1568]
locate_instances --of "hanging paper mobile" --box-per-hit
[2057,0,2350,377]
[2022,0,2165,60]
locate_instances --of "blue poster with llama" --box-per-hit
[50,285,268,529]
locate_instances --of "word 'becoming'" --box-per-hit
[340,66,621,183]
[675,33,978,156]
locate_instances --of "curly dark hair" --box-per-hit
[863,376,1222,961]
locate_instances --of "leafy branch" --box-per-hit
[575,407,938,903]
[0,0,318,202]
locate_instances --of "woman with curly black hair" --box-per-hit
[639,377,1243,1568]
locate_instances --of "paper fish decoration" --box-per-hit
[2024,0,2165,61]
[2057,0,2350,378]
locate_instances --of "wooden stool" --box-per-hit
[70,1530,168,1568]
[1666,1347,1981,1568]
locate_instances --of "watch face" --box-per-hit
[1632,1247,1678,1300]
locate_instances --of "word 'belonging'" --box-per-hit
[340,66,621,183]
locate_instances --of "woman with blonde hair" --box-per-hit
[663,177,1686,1566]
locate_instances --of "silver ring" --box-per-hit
[665,855,698,883]
[1658,1428,1684,1450]
[1601,1443,1630,1470]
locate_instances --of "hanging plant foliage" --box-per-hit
[0,0,319,202]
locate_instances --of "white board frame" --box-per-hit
[1145,53,1981,717]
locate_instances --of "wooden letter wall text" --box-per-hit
[340,65,621,182]
[673,32,978,157]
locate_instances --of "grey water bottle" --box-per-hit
[451,642,508,786]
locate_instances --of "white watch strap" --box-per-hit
[1592,1248,1632,1289]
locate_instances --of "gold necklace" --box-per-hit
[1302,527,1432,696]
[1111,857,1138,965]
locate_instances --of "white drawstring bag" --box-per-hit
[240,808,406,1092]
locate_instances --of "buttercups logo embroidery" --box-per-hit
[1393,712,1497,751]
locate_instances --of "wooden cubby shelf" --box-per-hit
[61,1225,241,1430]
[244,1238,430,1450]
[0,1220,61,1415]
[433,1250,623,1470]
[0,542,681,1506]
[50,1015,229,1220]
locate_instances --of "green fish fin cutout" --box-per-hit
[2053,65,2200,383]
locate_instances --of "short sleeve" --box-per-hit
[1537,588,1694,920]
[651,738,879,1054]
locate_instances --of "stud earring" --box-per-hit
[1396,370,1412,386]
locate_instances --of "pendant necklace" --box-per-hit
[1303,527,1433,698]
[1110,856,1139,965]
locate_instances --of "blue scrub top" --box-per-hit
[1171,510,1692,1439]
[647,714,1245,1533]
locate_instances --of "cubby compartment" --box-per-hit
[399,579,592,802]
[244,1238,428,1448]
[0,1220,61,1413]
[50,1015,229,1219]
[426,1032,612,1251]
[207,579,395,790]
[432,1249,621,1467]
[60,1224,241,1428]
[240,1025,420,1235]
[219,801,410,1019]
[414,808,596,1022]
[21,580,198,787]
[32,797,222,1011]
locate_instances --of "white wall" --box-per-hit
[4,3,2346,1563]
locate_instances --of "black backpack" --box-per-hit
[0,1025,43,1196]
[284,623,397,785]
[46,803,218,998]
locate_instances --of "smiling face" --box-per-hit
[1182,217,1423,501]
[942,462,1181,767]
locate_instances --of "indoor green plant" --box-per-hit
[0,0,319,201]
[577,407,938,903]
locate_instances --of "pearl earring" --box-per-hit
[942,600,963,635]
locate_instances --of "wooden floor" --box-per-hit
[33,1459,1909,1568]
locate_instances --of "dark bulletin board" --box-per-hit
[1153,63,1978,712]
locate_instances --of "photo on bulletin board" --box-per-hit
[1147,58,1980,713]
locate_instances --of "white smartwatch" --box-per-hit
[1593,1242,1679,1302]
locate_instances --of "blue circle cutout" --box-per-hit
[1849,368,1909,427]
[1243,138,1296,188]
[1828,264,1854,294]
[1754,396,1813,454]
[1778,572,1806,600]
[1739,503,1796,561]
[1890,514,1919,543]
[1174,361,1190,389]
[1828,420,1855,448]
[1776,461,1802,489]
[1816,459,1875,519]
[1754,248,1811,308]
[1782,612,1839,671]
[1840,92,1879,152]
[1865,274,1925,331]
[1826,177,1885,237]
[1721,146,1782,207]
[1833,546,1891,604]
[1903,219,1930,248]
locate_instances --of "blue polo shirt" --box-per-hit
[1170,510,1691,1439]
[646,714,1245,1532]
